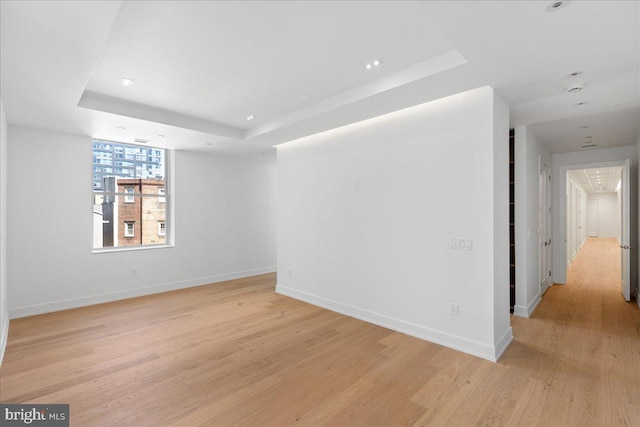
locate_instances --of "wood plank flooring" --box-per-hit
[1,237,639,426]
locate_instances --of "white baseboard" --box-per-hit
[9,266,276,319]
[513,292,542,318]
[0,310,9,366]
[513,305,529,318]
[494,327,513,360]
[276,284,509,362]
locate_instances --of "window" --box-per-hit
[124,187,135,203]
[92,139,168,250]
[124,221,135,237]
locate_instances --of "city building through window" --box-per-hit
[92,140,168,249]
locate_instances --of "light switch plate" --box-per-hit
[451,237,472,251]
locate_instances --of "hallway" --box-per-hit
[509,237,640,425]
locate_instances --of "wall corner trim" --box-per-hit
[493,327,514,361]
[276,284,505,362]
[512,293,542,318]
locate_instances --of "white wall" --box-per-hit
[0,98,8,365]
[7,126,277,317]
[552,145,637,285]
[513,126,551,318]
[587,193,619,239]
[276,86,512,362]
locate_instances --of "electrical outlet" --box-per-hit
[450,237,473,251]
[450,303,459,316]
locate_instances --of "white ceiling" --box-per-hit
[1,1,639,162]
[568,167,623,194]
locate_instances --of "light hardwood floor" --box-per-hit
[1,237,639,426]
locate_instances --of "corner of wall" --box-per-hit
[491,91,511,346]
[636,130,640,306]
[0,96,8,365]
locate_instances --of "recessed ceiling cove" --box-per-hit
[78,1,464,140]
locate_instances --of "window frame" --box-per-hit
[91,140,174,253]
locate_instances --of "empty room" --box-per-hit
[1,1,639,426]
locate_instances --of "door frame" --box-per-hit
[620,159,631,301]
[554,159,632,286]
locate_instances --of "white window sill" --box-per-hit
[92,244,174,254]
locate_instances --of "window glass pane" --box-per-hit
[94,194,167,248]
[92,139,167,249]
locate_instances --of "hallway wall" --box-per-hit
[587,193,620,239]
[513,125,551,317]
[566,173,587,264]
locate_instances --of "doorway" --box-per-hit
[562,161,631,301]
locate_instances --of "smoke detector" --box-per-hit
[566,84,584,93]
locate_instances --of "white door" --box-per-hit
[587,199,599,237]
[539,163,552,295]
[620,160,631,301]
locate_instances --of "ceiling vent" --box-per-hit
[581,144,597,148]
[133,138,149,144]
[546,1,569,12]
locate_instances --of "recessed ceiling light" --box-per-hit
[566,71,583,78]
[121,77,134,87]
[158,135,164,138]
[246,115,255,121]
[580,125,589,129]
[205,142,212,146]
[575,101,588,106]
[116,126,127,130]
[566,84,584,93]
[546,1,569,12]
[585,136,593,139]
[365,59,382,70]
